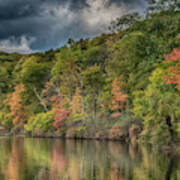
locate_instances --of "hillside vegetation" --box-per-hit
[1,1,180,146]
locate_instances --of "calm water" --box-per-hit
[0,137,179,180]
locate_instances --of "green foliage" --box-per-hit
[82,65,105,91]
[21,56,48,88]
[133,68,180,145]
[107,32,156,82]
[0,107,12,129]
[0,8,180,146]
[0,67,9,94]
[25,112,54,133]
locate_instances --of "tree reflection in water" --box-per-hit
[0,137,179,180]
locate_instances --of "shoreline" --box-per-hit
[1,133,179,155]
[0,133,127,142]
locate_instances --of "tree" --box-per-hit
[163,47,180,91]
[109,12,141,32]
[0,66,9,94]
[110,77,128,118]
[70,87,85,122]
[25,111,54,133]
[4,84,26,126]
[147,0,180,15]
[133,68,180,145]
[41,81,58,108]
[82,65,105,120]
[51,95,69,129]
[51,46,83,99]
[107,32,156,85]
[20,56,49,112]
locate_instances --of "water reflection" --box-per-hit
[0,137,179,180]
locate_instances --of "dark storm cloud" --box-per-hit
[0,0,147,53]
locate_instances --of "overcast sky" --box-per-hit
[0,0,147,53]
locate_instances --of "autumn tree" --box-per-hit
[70,87,85,122]
[51,95,69,129]
[164,46,180,91]
[41,81,58,108]
[4,84,26,126]
[110,77,128,118]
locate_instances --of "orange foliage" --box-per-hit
[164,46,180,90]
[110,77,128,117]
[164,48,180,62]
[4,84,26,125]
[70,88,84,115]
[111,112,121,118]
[51,95,69,128]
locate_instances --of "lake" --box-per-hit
[0,137,179,180]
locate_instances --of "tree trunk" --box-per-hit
[92,90,97,121]
[165,157,174,180]
[79,77,86,113]
[166,116,173,139]
[32,87,48,112]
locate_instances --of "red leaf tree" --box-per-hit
[51,95,69,128]
[164,35,180,90]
